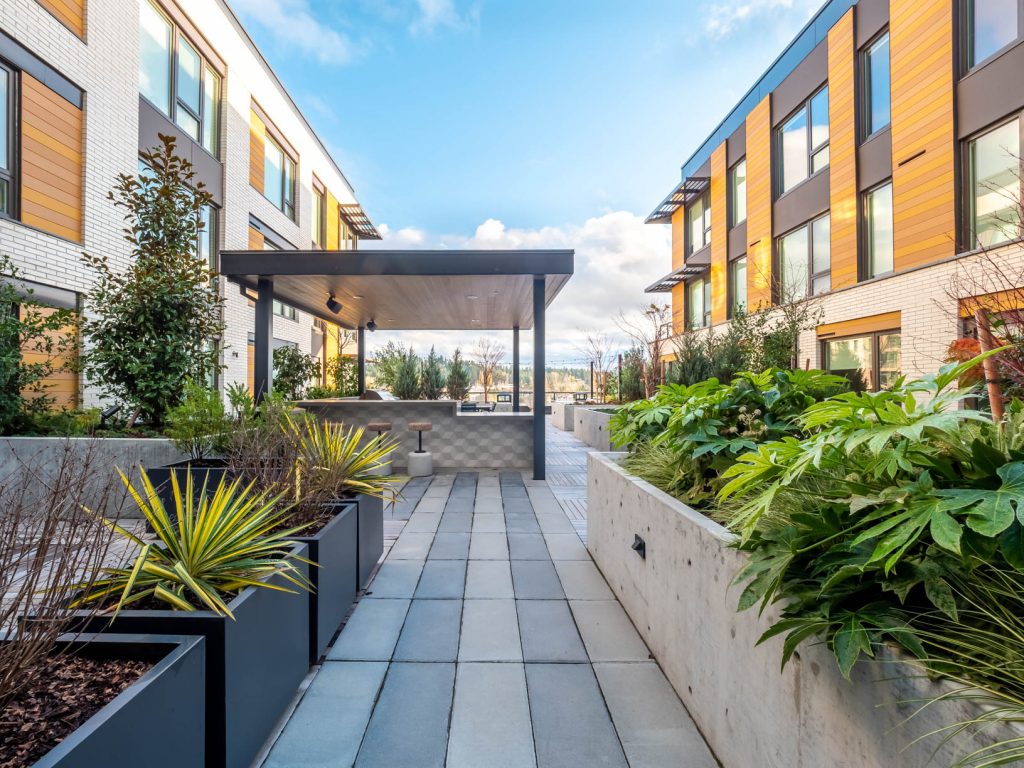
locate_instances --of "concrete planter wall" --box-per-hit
[32,634,205,768]
[549,402,575,431]
[574,406,619,451]
[587,452,1024,768]
[0,437,185,518]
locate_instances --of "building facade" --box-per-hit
[647,0,1024,387]
[0,0,378,407]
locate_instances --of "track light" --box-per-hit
[326,295,342,314]
[367,319,377,332]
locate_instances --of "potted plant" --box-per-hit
[71,469,312,768]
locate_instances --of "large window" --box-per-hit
[778,214,830,300]
[0,63,12,217]
[687,277,712,329]
[312,184,325,247]
[729,256,747,317]
[864,182,894,277]
[778,86,829,195]
[967,118,1021,248]
[823,330,901,391]
[730,159,747,226]
[263,135,296,221]
[964,0,1021,69]
[687,192,711,255]
[138,1,220,157]
[862,32,891,137]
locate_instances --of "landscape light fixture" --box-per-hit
[367,319,377,332]
[326,295,342,314]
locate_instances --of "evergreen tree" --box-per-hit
[392,348,422,400]
[421,346,446,399]
[446,347,471,401]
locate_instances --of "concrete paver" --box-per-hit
[464,559,515,599]
[458,599,522,661]
[446,663,536,768]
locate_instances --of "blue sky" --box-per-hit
[231,0,823,362]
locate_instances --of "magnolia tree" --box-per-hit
[81,135,223,426]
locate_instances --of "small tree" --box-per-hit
[620,347,646,402]
[577,331,614,402]
[392,349,422,399]
[615,303,672,397]
[165,381,228,460]
[273,346,320,400]
[447,347,472,401]
[471,338,505,402]
[81,135,223,426]
[421,346,446,399]
[325,355,359,396]
[370,340,407,391]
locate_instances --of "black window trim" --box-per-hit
[686,190,712,256]
[961,0,1024,74]
[962,113,1024,251]
[727,254,747,319]
[0,59,18,222]
[776,212,831,302]
[860,178,895,281]
[859,28,891,143]
[821,327,901,391]
[775,84,830,199]
[263,131,297,222]
[312,181,326,249]
[729,157,747,229]
[685,275,712,330]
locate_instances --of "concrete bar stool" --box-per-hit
[367,420,394,475]
[407,421,433,477]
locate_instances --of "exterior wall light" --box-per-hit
[326,295,342,314]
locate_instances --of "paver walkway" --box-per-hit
[262,427,717,768]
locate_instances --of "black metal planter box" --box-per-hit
[354,493,384,588]
[76,546,310,768]
[145,459,232,512]
[32,633,205,768]
[293,501,358,664]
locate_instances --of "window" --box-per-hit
[778,86,830,195]
[864,182,894,277]
[138,1,221,157]
[197,205,216,270]
[730,257,747,317]
[823,330,901,391]
[263,135,296,221]
[0,63,12,217]
[687,192,711,254]
[964,0,1021,69]
[862,32,891,137]
[687,277,711,329]
[967,118,1021,248]
[730,160,747,226]
[312,184,325,247]
[778,214,831,301]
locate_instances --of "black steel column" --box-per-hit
[532,277,545,480]
[357,326,366,396]
[512,326,520,413]
[254,276,274,403]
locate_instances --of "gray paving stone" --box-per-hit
[505,515,542,534]
[355,662,456,768]
[393,599,463,662]
[502,498,533,514]
[458,599,522,661]
[525,486,563,515]
[570,601,651,662]
[390,531,435,560]
[526,663,628,768]
[536,513,576,534]
[415,560,467,599]
[438,512,473,533]
[447,663,536,768]
[473,498,504,514]
[415,497,448,514]
[517,600,587,662]
[543,533,590,560]
[264,661,387,768]
[469,531,509,560]
[444,500,476,516]
[365,559,424,599]
[428,531,471,560]
[403,513,442,533]
[511,560,565,600]
[507,533,550,560]
[594,662,717,768]
[554,560,614,600]
[464,560,514,599]
[471,513,506,533]
[328,599,410,661]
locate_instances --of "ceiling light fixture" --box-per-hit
[465,294,478,300]
[351,294,364,299]
[326,295,343,314]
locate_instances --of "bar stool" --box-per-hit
[367,421,393,474]
[407,421,433,477]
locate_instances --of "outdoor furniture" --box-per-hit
[367,420,394,474]
[460,401,478,412]
[407,421,433,477]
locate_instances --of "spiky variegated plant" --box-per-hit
[73,469,311,618]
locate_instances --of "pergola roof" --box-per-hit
[219,249,574,330]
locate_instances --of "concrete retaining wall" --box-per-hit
[573,407,619,451]
[0,437,185,518]
[549,402,575,431]
[587,451,1023,768]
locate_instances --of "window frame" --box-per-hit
[729,158,747,228]
[964,114,1024,250]
[821,328,901,391]
[262,132,296,222]
[686,275,712,330]
[312,181,326,248]
[0,60,18,221]
[728,255,747,318]
[686,191,712,255]
[860,30,891,141]
[962,0,1024,72]
[776,85,830,197]
[862,180,895,279]
[776,213,831,302]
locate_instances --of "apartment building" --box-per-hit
[0,0,378,407]
[647,0,1024,387]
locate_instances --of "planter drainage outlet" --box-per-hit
[632,534,646,560]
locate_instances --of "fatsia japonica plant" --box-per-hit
[717,351,1024,677]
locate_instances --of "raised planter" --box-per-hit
[550,401,575,431]
[76,546,310,768]
[353,493,384,588]
[293,501,359,663]
[574,406,620,451]
[145,459,232,514]
[31,634,205,768]
[587,452,1024,768]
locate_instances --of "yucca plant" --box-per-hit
[72,468,311,618]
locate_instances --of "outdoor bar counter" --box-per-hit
[297,399,534,470]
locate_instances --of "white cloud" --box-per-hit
[409,0,479,36]
[702,0,818,39]
[230,0,358,65]
[377,223,429,247]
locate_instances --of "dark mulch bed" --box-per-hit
[0,654,151,767]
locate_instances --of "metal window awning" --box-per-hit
[645,176,710,224]
[644,263,710,293]
[339,203,382,240]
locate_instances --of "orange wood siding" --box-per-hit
[670,206,685,270]
[326,190,340,250]
[959,289,1024,317]
[745,95,773,310]
[817,310,902,337]
[828,9,859,289]
[21,306,78,409]
[249,109,265,194]
[248,226,264,250]
[671,283,685,335]
[35,0,85,38]
[20,74,84,243]
[890,0,956,271]
[710,143,728,324]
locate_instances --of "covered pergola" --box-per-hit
[219,249,574,479]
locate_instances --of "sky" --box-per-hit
[230,0,824,365]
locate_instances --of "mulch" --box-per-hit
[0,654,152,767]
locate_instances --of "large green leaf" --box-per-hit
[942,462,1024,537]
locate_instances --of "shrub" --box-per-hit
[165,381,228,461]
[619,347,646,402]
[325,355,359,396]
[273,346,320,400]
[370,340,406,391]
[421,346,446,399]
[305,385,337,399]
[446,347,471,401]
[80,136,223,426]
[392,349,421,399]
